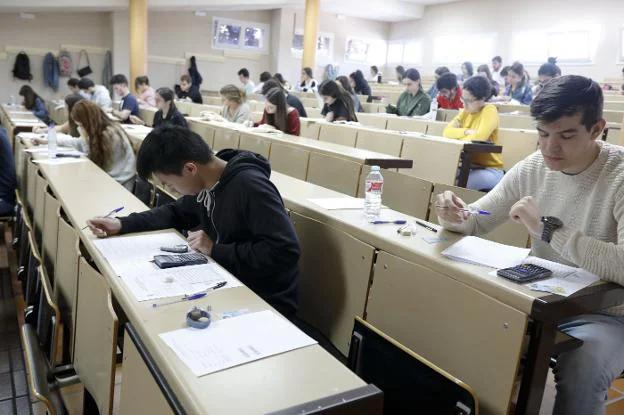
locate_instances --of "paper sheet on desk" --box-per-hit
[32,158,87,165]
[120,124,153,135]
[159,310,317,377]
[442,236,530,269]
[25,147,82,155]
[523,257,600,296]
[309,197,388,210]
[92,232,241,301]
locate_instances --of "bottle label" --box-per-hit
[366,181,383,192]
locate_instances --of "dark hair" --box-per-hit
[180,74,191,84]
[264,87,289,133]
[274,73,287,86]
[19,85,41,110]
[238,68,250,78]
[500,66,511,77]
[349,70,370,95]
[110,73,128,86]
[64,93,85,137]
[509,62,525,80]
[261,79,282,96]
[492,56,502,64]
[302,67,313,79]
[259,71,272,83]
[71,100,121,170]
[137,125,215,179]
[462,62,474,77]
[336,76,354,94]
[395,65,406,80]
[538,58,561,78]
[435,66,450,76]
[436,73,458,91]
[371,66,379,75]
[78,77,95,90]
[156,87,175,102]
[135,75,149,89]
[530,75,603,131]
[404,68,421,83]
[319,80,358,122]
[220,84,246,103]
[463,76,493,101]
[67,78,80,88]
[477,64,493,82]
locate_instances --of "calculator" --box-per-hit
[497,264,552,283]
[153,253,208,269]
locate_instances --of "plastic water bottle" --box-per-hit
[364,166,384,220]
[429,94,439,120]
[9,95,15,107]
[47,124,57,158]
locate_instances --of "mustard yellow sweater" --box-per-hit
[443,104,503,169]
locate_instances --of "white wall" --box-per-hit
[0,12,111,100]
[389,0,624,80]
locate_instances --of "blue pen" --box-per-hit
[82,206,125,230]
[370,220,407,225]
[152,281,228,308]
[436,205,491,216]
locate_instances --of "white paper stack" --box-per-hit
[442,236,530,269]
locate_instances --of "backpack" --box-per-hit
[12,52,32,81]
[58,49,73,77]
[43,52,60,91]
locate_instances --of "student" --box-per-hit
[86,125,301,316]
[153,87,188,128]
[386,68,431,117]
[322,64,337,82]
[477,64,500,97]
[298,67,317,93]
[500,66,511,89]
[349,70,372,97]
[0,128,16,216]
[110,74,139,124]
[135,76,156,107]
[34,101,136,190]
[503,61,533,105]
[238,68,255,96]
[33,93,85,137]
[253,71,271,94]
[219,84,251,124]
[460,62,474,81]
[443,76,502,190]
[19,85,51,124]
[274,73,291,91]
[436,75,624,415]
[370,66,382,84]
[261,80,307,118]
[67,78,80,94]
[436,73,464,110]
[78,78,112,110]
[533,58,561,96]
[176,74,203,104]
[491,56,504,86]
[428,66,450,99]
[337,76,363,113]
[319,80,358,123]
[255,87,300,136]
[395,65,406,83]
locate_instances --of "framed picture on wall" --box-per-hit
[291,30,334,63]
[213,17,270,53]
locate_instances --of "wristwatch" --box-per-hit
[541,216,563,243]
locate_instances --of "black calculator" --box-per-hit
[497,264,552,283]
[153,253,208,269]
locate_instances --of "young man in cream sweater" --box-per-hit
[436,75,624,415]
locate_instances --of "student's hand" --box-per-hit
[435,191,469,224]
[87,218,122,238]
[464,129,477,135]
[129,115,145,125]
[32,137,48,145]
[509,196,543,236]
[33,126,47,134]
[187,230,214,256]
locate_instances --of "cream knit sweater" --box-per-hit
[440,141,624,315]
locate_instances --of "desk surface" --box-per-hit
[25,147,365,414]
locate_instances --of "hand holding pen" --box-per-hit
[82,206,124,233]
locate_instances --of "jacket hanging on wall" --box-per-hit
[188,56,203,87]
[43,52,60,91]
[12,52,33,81]
[102,50,113,96]
[58,49,73,77]
[77,49,92,77]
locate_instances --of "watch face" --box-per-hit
[545,216,563,227]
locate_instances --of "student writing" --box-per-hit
[19,85,51,124]
[153,87,188,128]
[255,87,301,136]
[110,74,139,123]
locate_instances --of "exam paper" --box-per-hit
[24,146,79,154]
[120,124,153,136]
[92,232,241,301]
[159,310,317,377]
[309,197,387,210]
[523,257,601,297]
[32,158,87,165]
[442,236,530,269]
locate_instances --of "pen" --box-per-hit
[152,281,228,308]
[435,205,491,215]
[414,220,438,233]
[55,153,81,158]
[81,206,125,230]
[370,220,407,225]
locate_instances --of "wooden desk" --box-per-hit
[0,104,45,146]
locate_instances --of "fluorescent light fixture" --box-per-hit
[19,12,35,20]
[194,11,207,17]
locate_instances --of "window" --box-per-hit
[548,31,590,63]
[387,42,404,64]
[344,37,387,64]
[512,27,598,64]
[291,30,334,62]
[432,34,495,64]
[511,31,548,64]
[403,40,423,64]
[213,17,269,53]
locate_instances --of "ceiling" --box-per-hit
[0,0,461,22]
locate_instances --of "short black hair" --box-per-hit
[259,71,271,82]
[261,79,282,96]
[238,68,250,78]
[509,61,525,78]
[463,76,493,101]
[110,74,128,86]
[156,87,174,102]
[135,75,149,89]
[538,59,560,78]
[435,66,450,76]
[78,77,95,90]
[404,68,421,82]
[530,75,603,131]
[67,78,80,87]
[137,125,215,179]
[371,65,379,74]
[462,62,474,76]
[492,56,502,64]
[500,66,511,77]
[436,73,458,91]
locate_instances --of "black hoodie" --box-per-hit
[119,150,300,316]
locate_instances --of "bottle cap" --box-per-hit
[371,165,380,171]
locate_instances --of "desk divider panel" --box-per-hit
[290,211,376,356]
[238,132,271,159]
[299,119,321,140]
[189,121,216,148]
[34,173,48,247]
[497,129,539,171]
[318,124,358,148]
[26,161,38,214]
[355,129,403,157]
[268,142,310,181]
[356,114,388,130]
[42,191,60,279]
[386,117,428,134]
[301,97,320,109]
[366,251,527,415]
[138,108,155,127]
[400,137,463,186]
[305,108,322,119]
[603,110,623,123]
[425,121,446,137]
[306,153,362,197]
[499,115,534,130]
[213,127,241,152]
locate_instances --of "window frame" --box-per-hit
[344,37,387,65]
[212,17,270,54]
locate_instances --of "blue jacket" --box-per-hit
[504,83,533,105]
[33,98,52,125]
[427,84,438,100]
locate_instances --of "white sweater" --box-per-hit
[440,141,624,315]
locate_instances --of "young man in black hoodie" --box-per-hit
[87,125,300,316]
